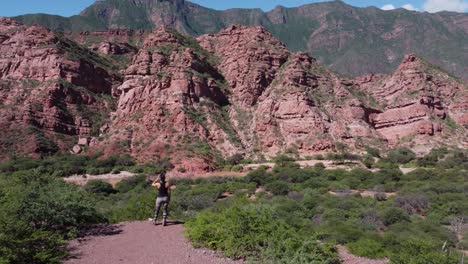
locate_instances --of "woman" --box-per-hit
[151,172,174,226]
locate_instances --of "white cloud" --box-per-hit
[381,4,396,10]
[423,0,468,12]
[402,4,419,11]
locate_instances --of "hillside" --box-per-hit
[0,19,466,171]
[12,0,468,81]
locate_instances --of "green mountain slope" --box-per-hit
[12,0,468,80]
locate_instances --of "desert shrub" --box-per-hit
[386,147,416,164]
[314,162,326,170]
[360,210,384,231]
[170,183,225,217]
[389,238,460,264]
[365,147,381,158]
[381,207,410,226]
[0,173,104,263]
[314,154,325,160]
[374,192,388,201]
[231,165,243,172]
[363,156,375,168]
[226,153,244,165]
[186,200,339,262]
[245,166,275,186]
[84,180,115,195]
[273,154,295,167]
[265,181,290,196]
[115,175,147,193]
[347,238,387,259]
[394,194,430,215]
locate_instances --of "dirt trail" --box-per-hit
[65,221,242,264]
[66,222,389,264]
[337,246,389,264]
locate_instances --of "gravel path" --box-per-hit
[65,221,242,264]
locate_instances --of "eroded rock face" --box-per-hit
[198,25,290,107]
[0,18,116,159]
[90,41,137,55]
[103,27,235,171]
[0,20,466,170]
[252,52,382,156]
[357,54,467,145]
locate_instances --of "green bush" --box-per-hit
[273,154,295,167]
[386,148,416,164]
[115,175,147,193]
[381,207,410,226]
[84,180,115,195]
[186,200,339,263]
[347,239,387,259]
[363,156,375,168]
[365,147,381,158]
[0,173,104,263]
[245,166,275,186]
[390,238,460,264]
[265,181,290,196]
[231,165,243,172]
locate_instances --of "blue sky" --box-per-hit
[0,0,466,17]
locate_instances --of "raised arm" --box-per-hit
[151,176,161,188]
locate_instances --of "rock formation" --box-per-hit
[356,54,467,147]
[0,18,117,159]
[0,19,466,170]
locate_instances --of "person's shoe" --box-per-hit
[162,218,167,226]
[149,218,157,225]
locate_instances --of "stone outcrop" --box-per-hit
[0,18,117,159]
[357,54,467,145]
[101,27,237,171]
[198,25,290,107]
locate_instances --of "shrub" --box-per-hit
[0,174,104,263]
[265,181,290,196]
[84,180,115,195]
[381,207,410,226]
[390,238,460,264]
[245,166,274,186]
[363,156,375,168]
[374,192,388,201]
[231,165,243,172]
[347,239,387,259]
[365,147,381,158]
[115,175,147,193]
[273,154,295,167]
[186,200,339,262]
[314,154,325,160]
[226,153,244,165]
[314,162,326,170]
[394,194,430,215]
[386,148,416,164]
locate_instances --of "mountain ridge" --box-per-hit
[10,0,468,81]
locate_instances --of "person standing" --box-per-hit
[151,172,174,226]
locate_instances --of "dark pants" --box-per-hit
[154,196,169,220]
